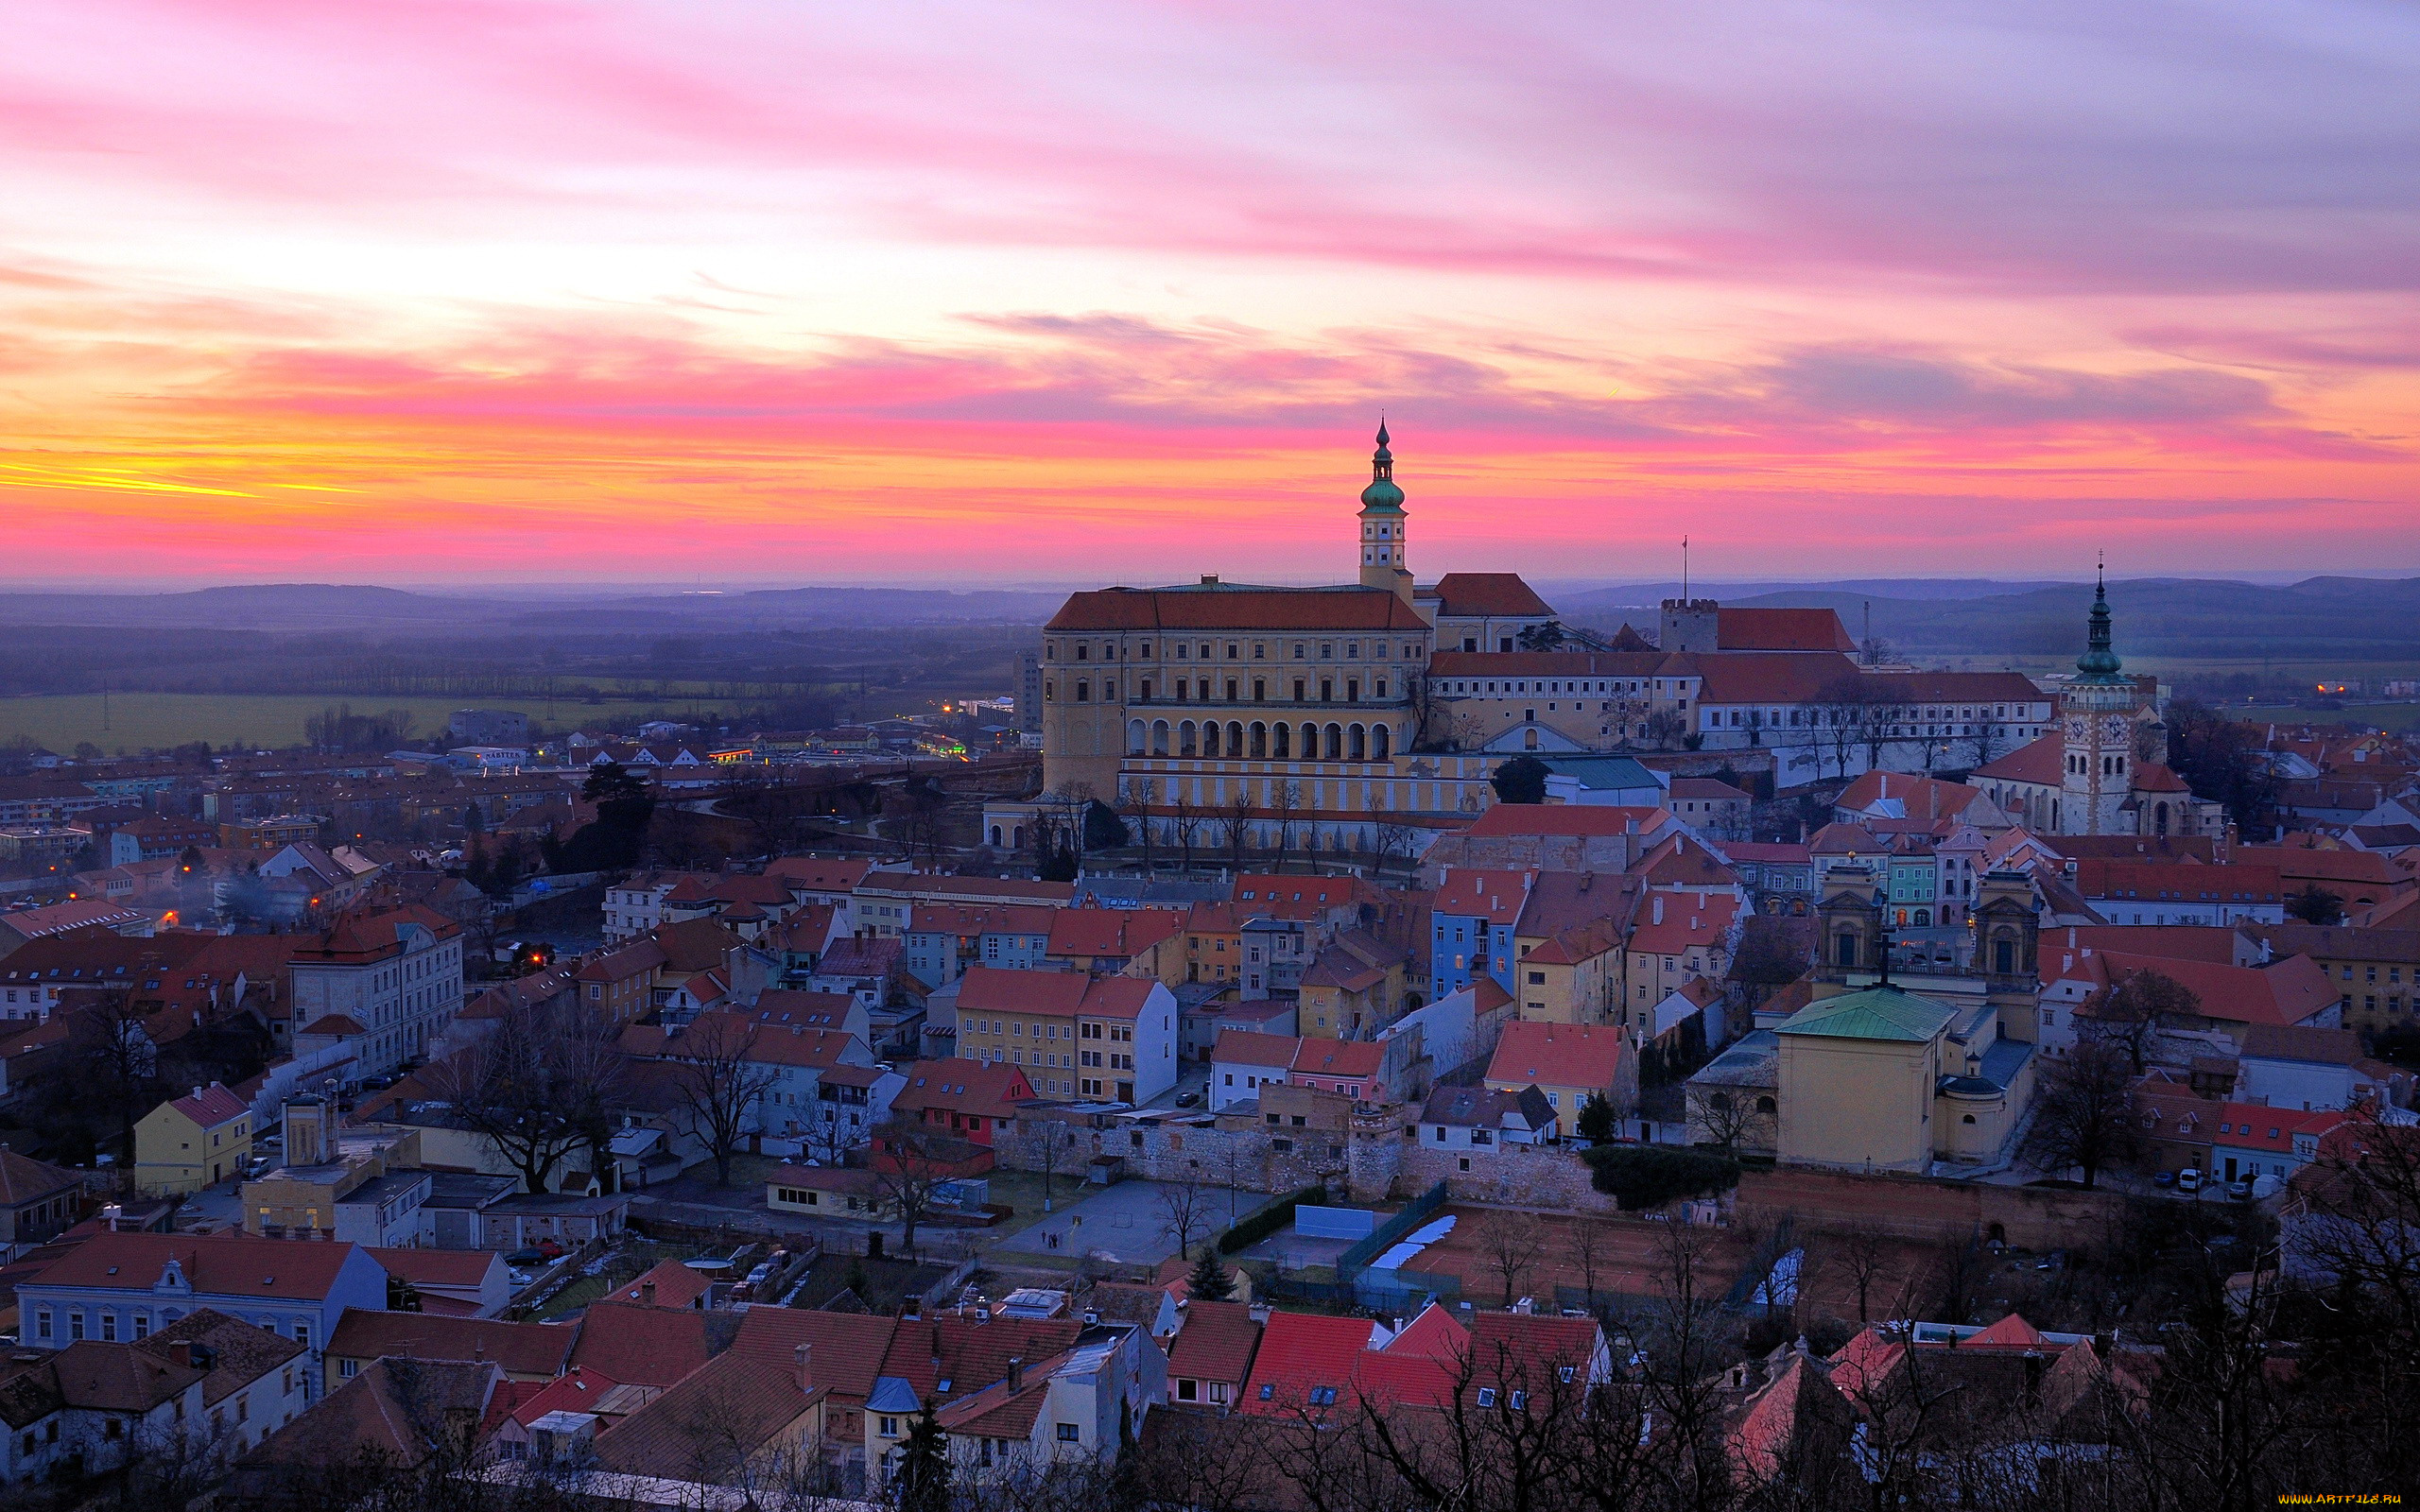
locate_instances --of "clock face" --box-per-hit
[2066,717,2089,743]
[2104,716,2130,743]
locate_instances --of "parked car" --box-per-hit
[504,1248,546,1267]
[2227,1179,2255,1200]
[1174,1091,1200,1108]
[2176,1167,2204,1194]
[509,1269,535,1288]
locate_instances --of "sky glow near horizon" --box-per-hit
[2,0,2415,586]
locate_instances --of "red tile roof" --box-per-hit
[872,1313,1083,1405]
[1290,1040,1382,1080]
[1047,586,1431,632]
[1629,895,1738,957]
[761,856,878,892]
[32,1232,362,1302]
[166,1082,249,1128]
[1716,607,1857,653]
[1432,868,1534,924]
[1427,573,1554,619]
[565,1301,710,1388]
[612,1259,715,1311]
[955,966,1157,1021]
[368,1247,502,1290]
[1211,1030,1299,1069]
[1973,733,2064,785]
[1236,1311,1378,1417]
[326,1309,574,1378]
[890,1059,1034,1120]
[730,1305,897,1402]
[1487,1021,1625,1092]
[1046,906,1185,959]
[2079,951,2337,1028]
[504,1365,624,1427]
[1167,1301,1263,1387]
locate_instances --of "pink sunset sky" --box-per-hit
[2,0,2414,585]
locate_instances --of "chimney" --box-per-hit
[641,1280,656,1308]
[794,1341,814,1392]
[168,1341,193,1368]
[1007,1356,1025,1393]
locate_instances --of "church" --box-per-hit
[1968,576,2225,838]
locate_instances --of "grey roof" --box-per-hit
[1942,1038,2035,1096]
[1537,755,1665,793]
[1686,1030,1780,1091]
[868,1375,921,1413]
[1420,1083,1556,1132]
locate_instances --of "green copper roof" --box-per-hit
[1358,420,1404,512]
[1772,984,1958,1042]
[2072,570,2126,684]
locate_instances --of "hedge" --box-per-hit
[1217,1185,1328,1254]
[1582,1146,1740,1211]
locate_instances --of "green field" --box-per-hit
[0,693,756,754]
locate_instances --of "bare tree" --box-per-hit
[1268,780,1304,874]
[1370,800,1421,884]
[1157,1176,1218,1263]
[1125,777,1158,872]
[1223,789,1255,874]
[1478,1210,1546,1306]
[1169,791,1205,876]
[427,1001,626,1194]
[1689,1087,1774,1153]
[870,1117,952,1261]
[2024,1037,2148,1187]
[2092,965,2203,1074]
[1830,1225,1895,1323]
[664,1013,782,1186]
[1567,1216,1608,1312]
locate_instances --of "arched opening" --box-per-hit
[1202,722,1220,758]
[1708,1091,1734,1115]
[1373,724,1391,760]
[1126,719,1147,755]
[1835,932,1858,969]
[1348,723,1366,760]
[2154,801,2169,835]
[1227,722,1244,759]
[1323,723,1342,760]
[1993,932,2016,976]
[1151,720,1170,756]
[1271,723,1291,759]
[989,825,1003,846]
[1180,721,1198,757]
[1250,722,1268,759]
[1298,722,1317,759]
[1962,1113,1977,1125]
[1914,908,1931,926]
[1011,825,1024,850]
[1755,1096,1776,1116]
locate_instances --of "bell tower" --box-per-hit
[2059,564,2142,835]
[1357,421,1412,601]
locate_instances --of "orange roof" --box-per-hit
[1431,868,1534,924]
[565,1300,710,1388]
[1973,733,2064,785]
[1686,652,1863,703]
[1048,585,1430,632]
[1427,573,1554,619]
[1046,906,1184,958]
[167,1081,249,1128]
[2081,952,2337,1028]
[1211,1029,1299,1069]
[1835,770,1987,821]
[761,856,877,891]
[1716,607,1857,653]
[29,1231,366,1302]
[955,966,1157,1021]
[1486,1021,1624,1092]
[613,1259,714,1310]
[1630,895,1738,956]
[1290,1040,1382,1080]
[890,1058,1034,1120]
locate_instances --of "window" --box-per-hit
[1511,1390,1528,1409]
[1477,1387,1499,1407]
[1057,1422,1080,1441]
[1308,1386,1339,1406]
[1258,1383,1275,1400]
[880,1417,901,1437]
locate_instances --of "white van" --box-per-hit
[2176,1167,2204,1194]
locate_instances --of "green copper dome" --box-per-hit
[2073,569,2126,683]
[1357,420,1404,512]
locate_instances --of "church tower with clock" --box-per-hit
[2059,569,2156,835]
